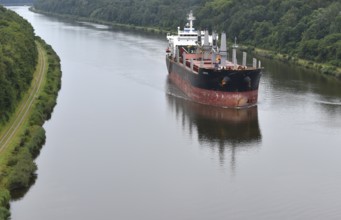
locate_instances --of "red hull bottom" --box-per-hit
[169,72,258,108]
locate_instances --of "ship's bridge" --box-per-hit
[166,11,215,55]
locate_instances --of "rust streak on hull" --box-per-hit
[169,71,258,108]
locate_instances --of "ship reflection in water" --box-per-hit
[167,80,262,169]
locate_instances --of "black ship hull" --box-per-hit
[166,57,262,108]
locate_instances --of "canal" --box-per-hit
[9,6,341,220]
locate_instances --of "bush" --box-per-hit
[26,126,46,157]
[321,66,337,76]
[0,37,61,217]
[0,207,10,220]
[0,189,10,208]
[7,148,37,191]
[0,188,10,220]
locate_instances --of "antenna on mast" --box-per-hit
[233,36,239,48]
[187,10,196,32]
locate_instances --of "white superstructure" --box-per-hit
[166,11,259,70]
[166,11,214,56]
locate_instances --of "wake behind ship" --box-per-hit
[166,11,262,108]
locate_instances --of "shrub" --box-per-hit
[7,148,37,191]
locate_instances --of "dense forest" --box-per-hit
[0,5,37,123]
[196,0,341,68]
[33,0,204,30]
[0,6,62,218]
[0,0,33,5]
[0,36,61,220]
[33,0,341,70]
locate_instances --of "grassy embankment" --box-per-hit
[0,38,61,220]
[251,47,341,79]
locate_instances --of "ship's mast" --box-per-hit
[233,36,239,48]
[187,11,195,32]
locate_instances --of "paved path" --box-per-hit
[0,42,46,153]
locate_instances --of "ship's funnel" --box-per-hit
[220,32,227,66]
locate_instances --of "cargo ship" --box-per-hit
[166,11,262,108]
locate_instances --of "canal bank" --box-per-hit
[29,7,168,35]
[9,6,341,220]
[0,38,61,220]
[252,47,341,80]
[29,7,341,81]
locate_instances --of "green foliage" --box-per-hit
[0,40,60,219]
[0,5,61,218]
[0,0,33,4]
[33,0,205,30]
[0,38,61,218]
[23,125,46,157]
[0,207,10,220]
[0,189,10,220]
[29,40,61,127]
[196,0,341,67]
[34,0,341,69]
[2,37,61,193]
[0,5,37,123]
[6,148,37,191]
[0,189,9,207]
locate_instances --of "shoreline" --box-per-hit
[252,47,341,80]
[29,7,341,81]
[0,38,62,220]
[29,7,171,35]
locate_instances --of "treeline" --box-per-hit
[0,0,33,5]
[33,0,341,70]
[33,0,205,29]
[0,37,62,220]
[196,0,341,69]
[0,6,37,123]
[0,5,62,219]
